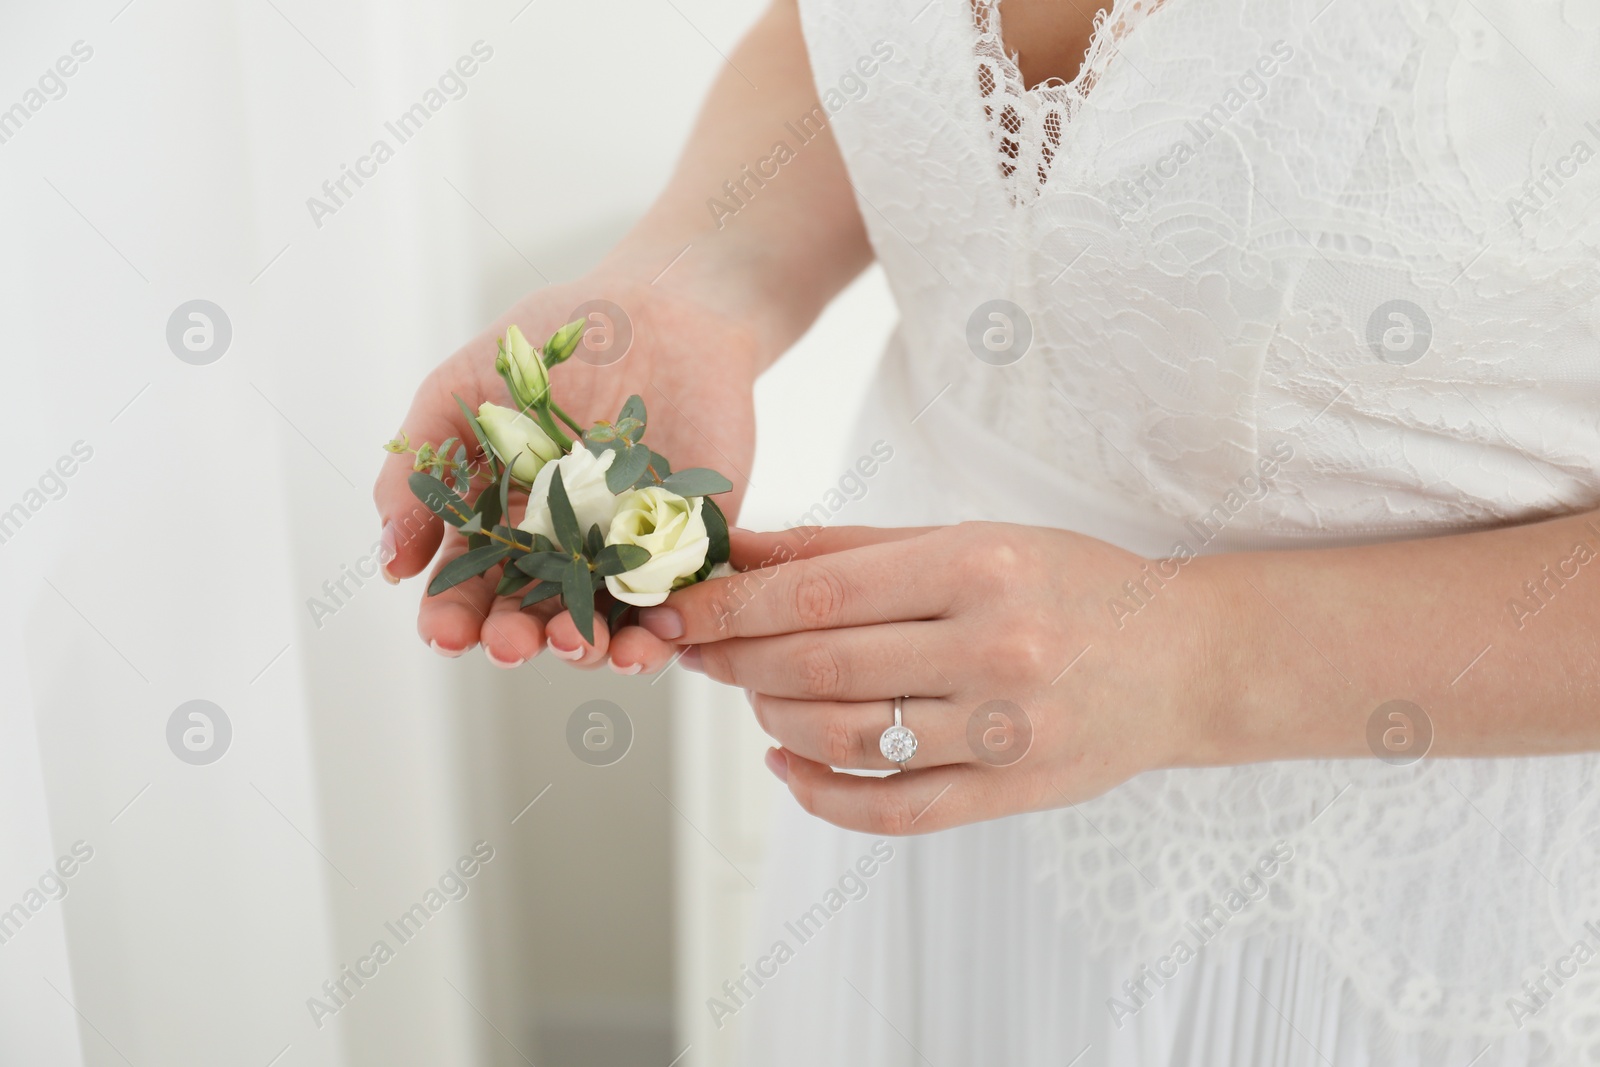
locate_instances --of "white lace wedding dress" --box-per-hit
[737,0,1600,1064]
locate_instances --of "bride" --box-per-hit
[376,0,1600,1063]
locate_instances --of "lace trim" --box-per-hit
[972,0,1165,201]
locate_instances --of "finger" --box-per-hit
[639,533,950,643]
[771,749,1007,835]
[693,624,956,700]
[727,524,936,570]
[544,609,612,669]
[751,695,968,770]
[374,375,483,582]
[480,592,547,669]
[417,530,498,654]
[605,625,679,676]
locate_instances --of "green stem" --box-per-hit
[532,407,574,451]
[482,528,530,553]
[548,400,585,437]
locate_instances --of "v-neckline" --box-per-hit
[968,0,1168,199]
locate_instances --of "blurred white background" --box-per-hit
[0,1,893,1064]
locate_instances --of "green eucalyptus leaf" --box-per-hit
[472,494,500,550]
[660,468,735,497]
[492,525,534,551]
[562,559,596,644]
[454,393,494,461]
[585,523,605,559]
[497,568,534,596]
[532,533,556,554]
[426,544,509,597]
[606,444,651,494]
[593,543,650,577]
[409,472,474,527]
[692,497,730,582]
[618,395,646,437]
[497,449,516,519]
[703,496,730,565]
[514,551,572,581]
[547,467,582,553]
[607,596,631,630]
[632,450,674,489]
[474,492,499,540]
[521,581,565,609]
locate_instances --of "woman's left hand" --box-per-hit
[629,523,1232,834]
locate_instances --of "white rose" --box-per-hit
[519,447,621,547]
[476,401,561,483]
[604,487,710,607]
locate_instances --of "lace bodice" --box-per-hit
[797,0,1600,1058]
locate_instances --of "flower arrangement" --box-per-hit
[384,318,733,644]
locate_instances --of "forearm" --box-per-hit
[1190,509,1600,765]
[599,0,872,364]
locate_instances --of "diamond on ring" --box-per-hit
[879,696,918,769]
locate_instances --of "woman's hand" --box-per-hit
[633,524,1231,834]
[373,276,759,669]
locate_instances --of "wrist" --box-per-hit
[599,208,846,368]
[1160,555,1271,769]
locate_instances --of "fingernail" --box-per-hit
[430,639,468,659]
[609,660,643,676]
[638,607,684,640]
[679,645,702,673]
[379,522,399,584]
[765,748,788,782]
[549,639,584,661]
[484,646,524,669]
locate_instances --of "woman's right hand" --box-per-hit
[374,0,876,671]
[372,275,761,670]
